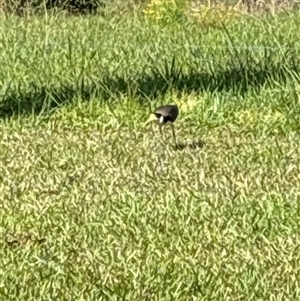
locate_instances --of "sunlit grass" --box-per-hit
[1,7,300,300]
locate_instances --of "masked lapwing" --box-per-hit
[144,104,179,146]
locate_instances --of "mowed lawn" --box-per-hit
[0,6,300,300]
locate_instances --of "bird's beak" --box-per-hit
[144,114,157,126]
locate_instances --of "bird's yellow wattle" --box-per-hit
[144,114,158,126]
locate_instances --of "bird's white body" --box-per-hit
[158,115,173,125]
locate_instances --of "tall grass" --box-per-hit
[0,10,299,116]
[0,7,300,300]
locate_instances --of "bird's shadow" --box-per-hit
[174,139,205,151]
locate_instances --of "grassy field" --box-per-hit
[1,5,300,300]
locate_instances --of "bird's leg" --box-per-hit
[159,125,164,140]
[171,124,177,146]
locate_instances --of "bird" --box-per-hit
[144,104,179,146]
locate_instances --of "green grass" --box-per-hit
[1,7,300,300]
